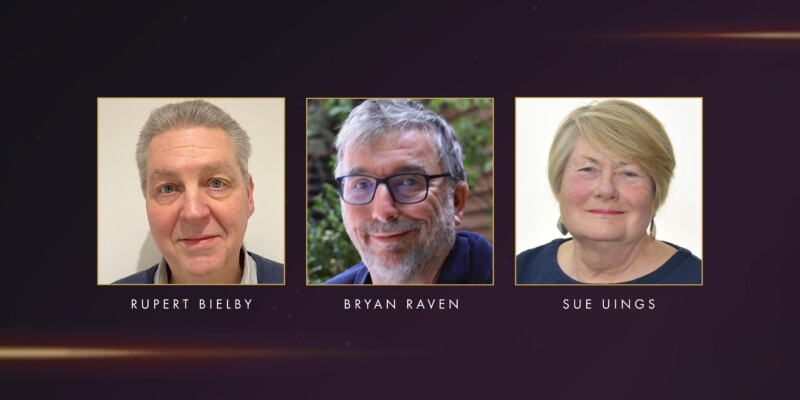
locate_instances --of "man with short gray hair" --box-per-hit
[115,99,283,284]
[325,99,492,284]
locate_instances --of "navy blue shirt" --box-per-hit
[516,238,701,284]
[325,231,493,284]
[113,252,284,284]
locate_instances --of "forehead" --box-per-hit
[341,130,440,174]
[146,127,238,173]
[569,136,626,165]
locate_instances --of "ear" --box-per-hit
[247,175,255,218]
[452,182,469,226]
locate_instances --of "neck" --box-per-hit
[562,235,653,283]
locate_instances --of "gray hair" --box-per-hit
[334,100,466,182]
[136,99,252,194]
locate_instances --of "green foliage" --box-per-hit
[307,99,355,160]
[307,181,361,284]
[425,99,493,188]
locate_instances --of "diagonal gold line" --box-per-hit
[709,32,800,39]
[0,346,346,360]
[607,31,800,40]
[0,347,159,359]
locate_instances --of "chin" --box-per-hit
[582,237,625,243]
[575,230,627,243]
[177,256,227,276]
[370,264,417,284]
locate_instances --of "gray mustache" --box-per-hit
[362,218,422,235]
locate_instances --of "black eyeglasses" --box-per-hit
[336,173,453,205]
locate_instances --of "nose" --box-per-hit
[371,183,400,222]
[594,171,618,200]
[180,187,211,220]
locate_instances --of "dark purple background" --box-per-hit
[2,1,797,398]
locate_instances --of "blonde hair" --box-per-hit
[547,99,676,212]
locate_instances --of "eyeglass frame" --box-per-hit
[335,172,453,205]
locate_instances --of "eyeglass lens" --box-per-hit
[341,174,428,204]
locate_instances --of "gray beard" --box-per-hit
[347,204,457,284]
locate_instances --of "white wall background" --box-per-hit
[515,98,703,258]
[97,98,285,283]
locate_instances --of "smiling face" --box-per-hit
[339,130,467,284]
[559,137,654,245]
[144,127,254,283]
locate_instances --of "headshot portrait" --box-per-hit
[307,99,494,285]
[516,98,702,285]
[98,98,285,285]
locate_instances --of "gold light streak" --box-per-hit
[0,346,341,360]
[610,31,800,40]
[0,347,157,359]
[705,32,800,40]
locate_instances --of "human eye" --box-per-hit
[158,184,177,194]
[576,166,599,176]
[617,164,644,179]
[208,178,227,189]
[390,174,425,189]
[347,177,374,192]
[621,171,639,178]
[399,175,422,186]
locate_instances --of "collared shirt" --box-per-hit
[154,245,258,284]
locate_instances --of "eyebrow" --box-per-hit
[149,169,178,182]
[346,163,430,176]
[577,155,601,165]
[198,160,238,175]
[149,161,239,182]
[576,154,633,168]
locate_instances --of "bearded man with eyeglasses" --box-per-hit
[324,100,493,285]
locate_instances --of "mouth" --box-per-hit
[588,209,624,216]
[180,236,219,246]
[368,231,411,244]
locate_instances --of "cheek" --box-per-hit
[340,204,365,232]
[560,177,594,207]
[406,205,434,224]
[214,198,250,231]
[146,203,176,238]
[411,192,448,224]
[621,183,654,213]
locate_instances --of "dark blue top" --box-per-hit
[516,238,701,284]
[325,231,493,284]
[113,252,284,284]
